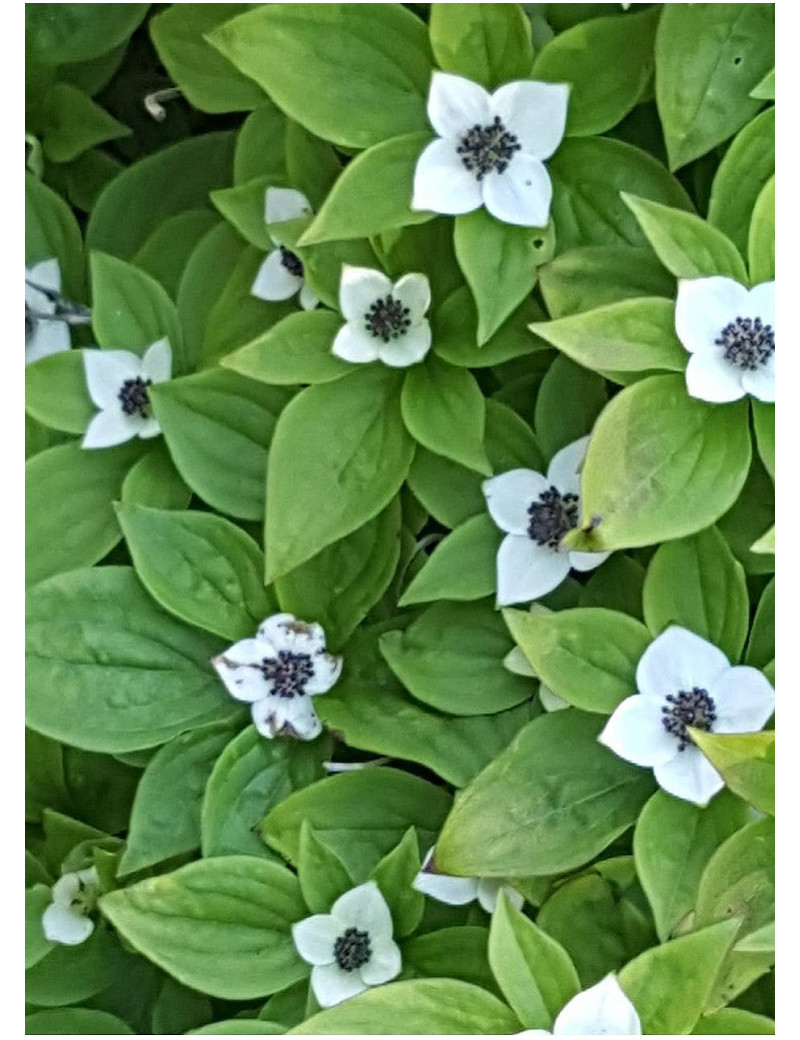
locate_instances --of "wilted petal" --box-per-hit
[141,337,172,384]
[332,323,381,365]
[359,935,402,986]
[311,962,368,1008]
[427,71,492,138]
[82,408,141,450]
[83,349,141,410]
[292,914,339,966]
[504,646,536,677]
[599,695,678,767]
[331,882,393,939]
[636,627,730,702]
[553,975,641,1035]
[484,469,550,535]
[685,350,746,403]
[306,652,343,695]
[710,666,775,732]
[251,693,323,741]
[654,745,723,806]
[252,249,301,302]
[491,80,569,161]
[674,277,749,355]
[741,354,775,403]
[476,879,524,913]
[42,904,94,946]
[496,534,571,606]
[266,186,312,226]
[258,614,327,655]
[411,138,483,216]
[377,322,432,367]
[539,683,569,712]
[482,154,552,228]
[393,273,431,324]
[339,266,394,322]
[547,436,589,497]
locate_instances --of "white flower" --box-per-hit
[520,975,642,1035]
[599,626,775,806]
[675,276,775,403]
[483,437,609,606]
[26,258,71,365]
[412,71,569,227]
[413,847,524,913]
[42,866,100,946]
[212,612,342,741]
[292,881,401,1008]
[332,265,432,368]
[251,188,318,311]
[82,338,172,449]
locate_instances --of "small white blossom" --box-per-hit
[412,71,569,227]
[25,258,71,365]
[42,866,100,946]
[600,626,775,806]
[413,847,524,913]
[675,276,774,403]
[332,265,432,368]
[212,613,342,741]
[251,188,318,311]
[484,437,609,606]
[292,881,401,1008]
[82,338,171,449]
[519,975,642,1035]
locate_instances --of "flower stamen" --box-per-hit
[260,650,314,699]
[118,376,153,417]
[456,116,521,181]
[279,245,304,279]
[715,316,774,371]
[364,295,412,342]
[527,486,579,549]
[333,927,372,971]
[661,686,717,751]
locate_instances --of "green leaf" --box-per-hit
[100,857,308,999]
[746,577,774,670]
[234,102,289,185]
[433,289,548,369]
[42,83,129,163]
[25,1009,134,1034]
[285,121,342,210]
[568,375,752,552]
[265,367,414,580]
[25,928,133,1007]
[655,4,775,169]
[25,885,55,969]
[690,731,774,816]
[150,4,265,113]
[717,454,775,575]
[26,170,85,300]
[402,927,497,993]
[223,310,351,386]
[693,1008,775,1035]
[578,555,645,621]
[211,177,274,250]
[621,193,748,281]
[298,821,354,913]
[436,710,654,877]
[429,3,533,88]
[488,893,580,1029]
[191,1022,285,1035]
[133,209,221,299]
[370,827,424,937]
[751,526,775,557]
[120,444,192,510]
[210,4,432,149]
[26,4,148,64]
[401,514,502,605]
[642,526,749,661]
[533,7,659,136]
[151,369,290,521]
[748,175,775,284]
[177,223,246,363]
[503,607,651,714]
[752,400,774,481]
[750,68,775,101]
[26,567,236,753]
[708,109,774,256]
[534,355,607,461]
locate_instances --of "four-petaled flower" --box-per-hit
[483,436,609,606]
[212,612,342,741]
[292,881,402,1008]
[412,71,569,228]
[599,626,775,806]
[519,974,642,1036]
[251,187,318,311]
[332,265,432,368]
[42,866,101,946]
[25,258,71,365]
[675,276,775,403]
[82,338,172,449]
[413,847,524,913]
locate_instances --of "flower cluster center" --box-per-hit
[279,245,304,279]
[364,294,411,342]
[260,650,314,699]
[333,927,372,971]
[661,686,717,751]
[715,316,774,371]
[457,116,521,181]
[70,879,98,916]
[118,377,153,417]
[527,486,579,549]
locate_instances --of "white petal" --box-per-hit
[674,277,749,355]
[212,649,272,703]
[411,138,483,216]
[292,914,339,966]
[251,695,323,741]
[569,549,611,573]
[413,862,479,906]
[51,873,82,907]
[654,746,723,807]
[311,962,368,1008]
[332,323,381,365]
[26,320,71,365]
[504,646,536,677]
[741,353,775,403]
[496,534,571,606]
[377,323,432,367]
[636,627,730,702]
[709,666,775,733]
[745,281,775,328]
[599,696,679,767]
[359,935,402,985]
[685,350,746,403]
[82,408,141,450]
[252,249,302,302]
[491,80,569,161]
[482,155,552,228]
[141,337,172,384]
[299,283,318,311]
[427,71,492,138]
[553,975,641,1035]
[540,683,570,712]
[547,436,589,496]
[483,469,550,535]
[339,266,394,322]
[83,349,141,409]
[257,614,327,655]
[331,882,393,939]
[266,186,313,226]
[306,652,343,695]
[28,257,62,295]
[42,903,94,946]
[476,879,524,913]
[219,637,271,666]
[137,415,162,440]
[392,273,431,324]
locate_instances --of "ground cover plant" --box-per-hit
[25,2,775,1034]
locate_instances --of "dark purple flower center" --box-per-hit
[661,687,717,751]
[118,377,153,417]
[333,927,372,971]
[279,245,304,279]
[457,116,521,181]
[260,650,314,699]
[715,316,774,371]
[364,294,411,342]
[527,486,579,549]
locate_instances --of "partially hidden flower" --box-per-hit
[675,276,774,403]
[483,436,609,606]
[25,258,71,365]
[292,881,401,1008]
[504,619,569,712]
[519,975,641,1035]
[251,187,318,311]
[82,338,172,449]
[413,847,524,913]
[412,71,569,227]
[42,866,100,946]
[332,265,431,368]
[599,626,775,806]
[212,612,342,741]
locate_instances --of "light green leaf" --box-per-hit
[120,444,192,510]
[42,83,129,163]
[26,170,85,299]
[748,175,775,284]
[402,927,496,993]
[534,354,608,461]
[133,209,221,299]
[690,730,775,816]
[25,928,133,1007]
[234,102,288,186]
[708,109,774,256]
[222,310,351,386]
[433,288,548,368]
[751,400,774,481]
[400,514,501,606]
[370,827,424,937]
[693,1008,775,1035]
[211,177,274,250]
[25,885,55,969]
[750,68,775,101]
[298,821,354,914]
[745,577,774,670]
[429,3,533,88]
